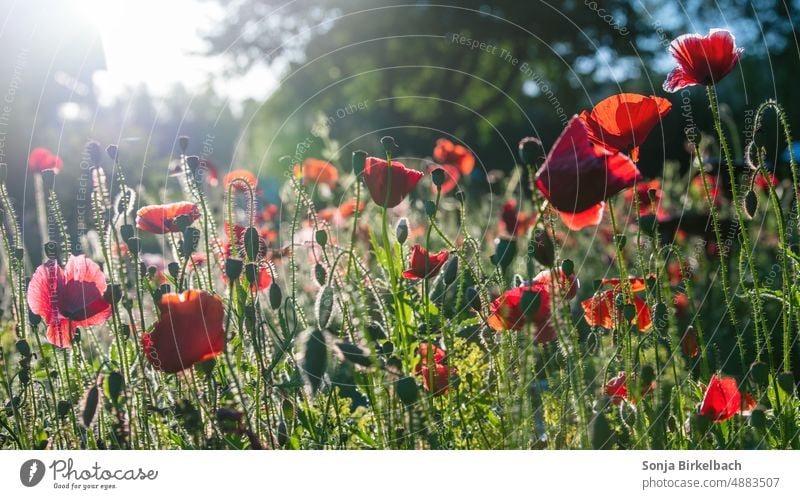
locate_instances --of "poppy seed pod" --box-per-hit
[518,136,543,166]
[44,241,59,260]
[315,229,328,247]
[431,167,446,189]
[225,258,243,282]
[380,135,398,153]
[185,155,200,175]
[106,144,119,161]
[352,150,367,177]
[424,200,437,217]
[167,262,180,279]
[395,218,409,244]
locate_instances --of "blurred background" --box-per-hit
[1,0,798,262]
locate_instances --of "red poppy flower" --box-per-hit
[681,326,699,358]
[402,245,449,279]
[740,391,757,413]
[487,269,578,343]
[535,116,640,230]
[580,94,672,162]
[136,202,200,234]
[755,173,778,191]
[605,371,655,405]
[663,29,744,93]
[223,169,258,192]
[28,147,63,174]
[27,255,112,348]
[699,374,741,422]
[414,342,454,396]
[673,292,690,318]
[362,157,424,208]
[294,158,339,188]
[625,179,662,215]
[142,290,226,373]
[433,138,475,175]
[500,199,534,236]
[581,278,652,332]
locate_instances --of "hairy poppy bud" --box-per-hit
[103,372,124,405]
[315,229,327,247]
[491,237,516,271]
[243,226,259,261]
[57,400,71,419]
[395,218,409,244]
[744,190,757,219]
[314,263,327,286]
[44,241,59,260]
[179,136,190,153]
[352,150,367,176]
[244,262,259,285]
[185,155,200,175]
[225,258,243,282]
[106,144,119,161]
[316,286,334,329]
[15,339,31,358]
[518,136,543,166]
[126,237,139,256]
[443,255,458,285]
[120,224,135,244]
[269,283,282,310]
[561,259,574,276]
[431,167,446,189]
[530,228,555,267]
[182,227,201,255]
[81,385,99,427]
[167,262,180,279]
[424,200,437,217]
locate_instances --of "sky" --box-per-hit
[79,0,278,105]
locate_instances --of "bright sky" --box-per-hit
[80,0,278,105]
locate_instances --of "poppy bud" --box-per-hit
[103,372,124,405]
[182,227,201,255]
[623,303,637,322]
[776,372,795,395]
[615,234,627,250]
[303,329,328,392]
[652,302,668,333]
[120,323,131,340]
[396,376,419,406]
[243,227,259,261]
[561,259,574,276]
[395,218,409,244]
[57,400,71,419]
[491,237,516,271]
[269,283,282,310]
[380,136,398,153]
[443,255,458,285]
[81,385,99,427]
[431,167,446,189]
[314,263,327,286]
[103,284,123,306]
[424,200,437,217]
[185,155,200,175]
[41,169,56,191]
[744,190,757,219]
[277,420,289,447]
[225,258,243,282]
[518,136,543,166]
[244,262,259,285]
[28,308,41,327]
[86,141,103,166]
[315,229,327,247]
[316,285,335,329]
[15,339,31,358]
[168,262,180,279]
[352,150,367,177]
[530,228,555,267]
[464,286,481,311]
[179,136,190,153]
[44,241,59,260]
[106,144,119,161]
[120,224,135,244]
[749,361,769,387]
[127,237,139,255]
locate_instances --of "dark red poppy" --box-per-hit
[294,158,339,188]
[580,94,672,162]
[142,290,226,373]
[362,157,424,208]
[741,391,757,413]
[663,29,744,93]
[433,138,475,175]
[414,342,454,396]
[487,269,578,343]
[27,255,112,348]
[581,278,652,332]
[402,245,449,279]
[500,199,534,236]
[136,202,200,234]
[223,169,258,192]
[535,116,641,230]
[699,374,741,422]
[681,326,699,358]
[625,179,662,215]
[28,147,63,174]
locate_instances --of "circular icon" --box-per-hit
[20,459,45,487]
